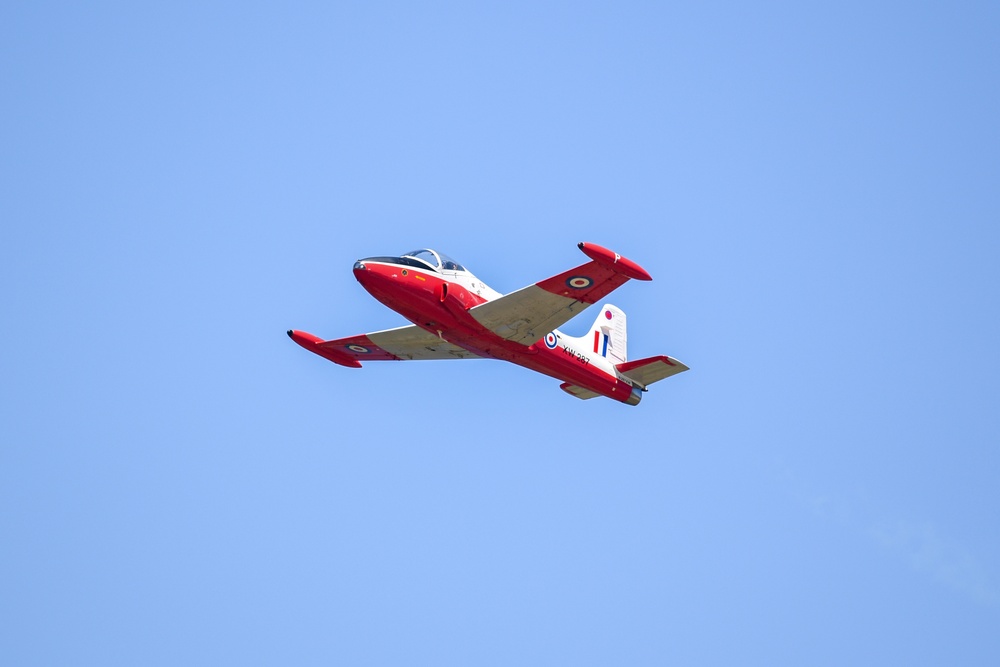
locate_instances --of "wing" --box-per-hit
[288,325,481,368]
[469,242,652,345]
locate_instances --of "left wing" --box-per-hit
[288,325,481,368]
[470,242,652,345]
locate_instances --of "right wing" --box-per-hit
[288,325,481,368]
[469,242,652,346]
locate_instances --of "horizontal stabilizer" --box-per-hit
[560,383,601,400]
[616,355,689,389]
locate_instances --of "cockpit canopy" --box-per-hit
[360,249,466,273]
[402,249,465,272]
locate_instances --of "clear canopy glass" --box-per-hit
[402,249,465,272]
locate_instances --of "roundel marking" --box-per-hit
[347,344,371,354]
[401,269,408,276]
[605,309,613,319]
[544,332,558,349]
[566,276,593,289]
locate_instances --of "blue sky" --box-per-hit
[3,2,999,664]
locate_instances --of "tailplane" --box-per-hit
[616,355,689,389]
[557,303,689,401]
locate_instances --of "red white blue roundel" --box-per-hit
[566,276,593,289]
[347,344,370,354]
[605,309,613,319]
[544,332,558,349]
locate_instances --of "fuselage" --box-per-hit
[353,250,642,404]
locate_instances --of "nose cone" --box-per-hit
[353,260,382,293]
[352,259,399,302]
[354,258,400,284]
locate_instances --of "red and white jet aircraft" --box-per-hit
[289,242,688,405]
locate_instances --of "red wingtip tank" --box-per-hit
[287,330,363,368]
[577,242,652,281]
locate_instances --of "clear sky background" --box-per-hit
[3,2,999,665]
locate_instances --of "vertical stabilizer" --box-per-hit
[585,304,627,365]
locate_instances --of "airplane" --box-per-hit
[288,242,688,405]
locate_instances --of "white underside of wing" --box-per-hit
[368,325,481,360]
[470,285,591,345]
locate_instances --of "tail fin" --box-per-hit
[585,304,628,365]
